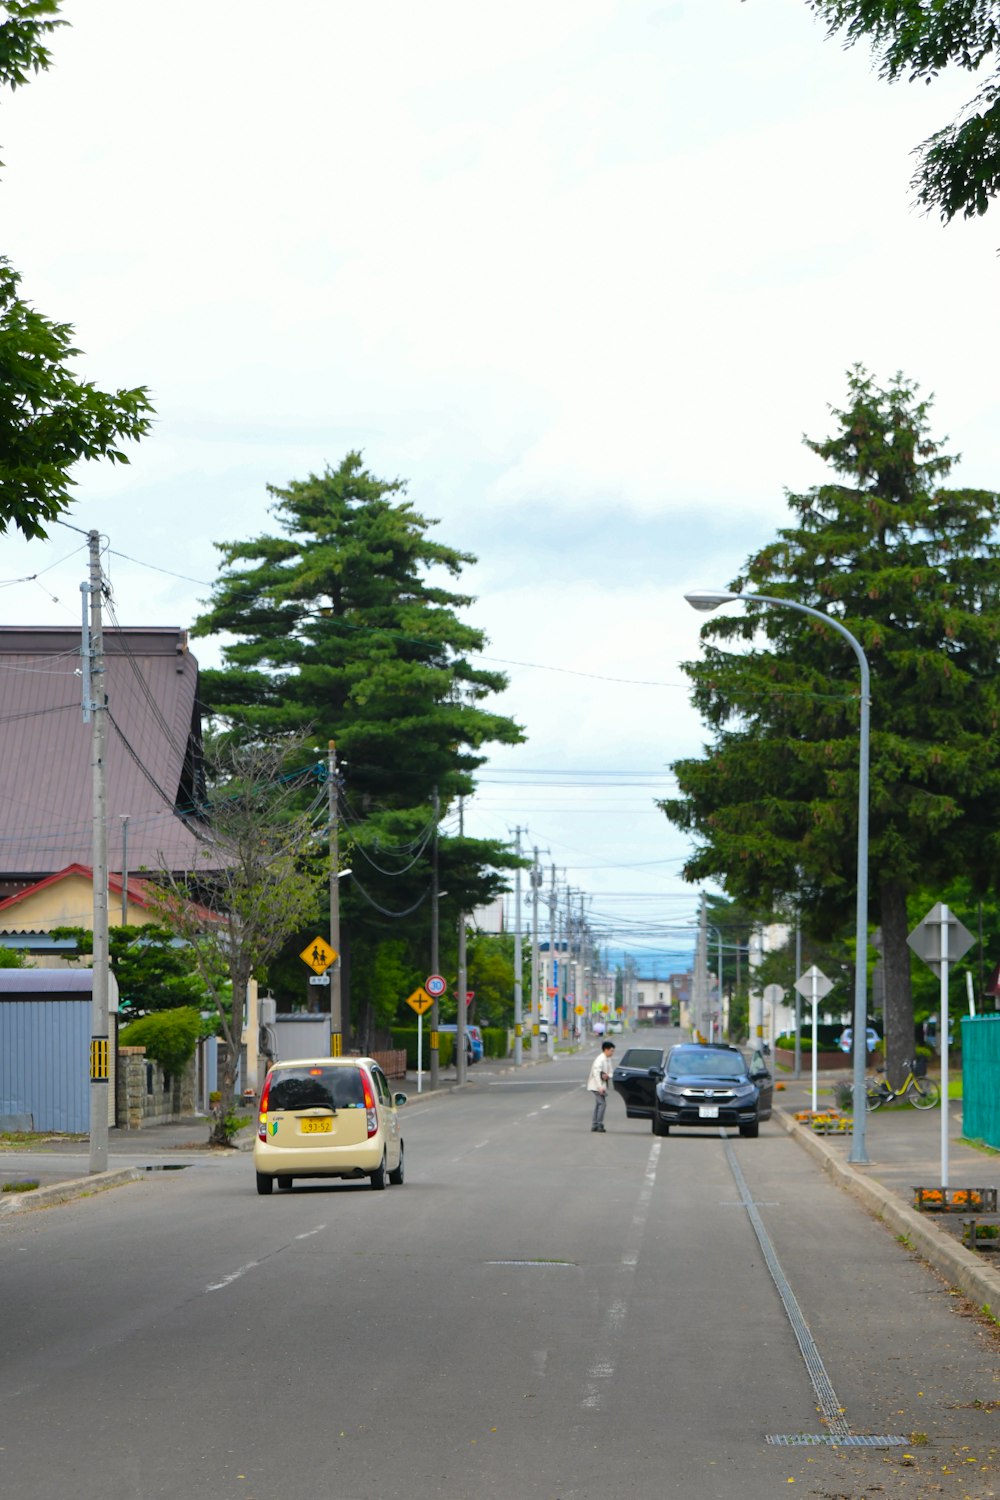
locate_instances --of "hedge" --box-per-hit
[119,1006,202,1079]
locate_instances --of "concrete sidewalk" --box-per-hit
[774,1066,1000,1315]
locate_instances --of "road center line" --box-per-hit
[205,1260,260,1293]
[580,1139,660,1411]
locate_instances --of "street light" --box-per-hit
[684,588,871,1164]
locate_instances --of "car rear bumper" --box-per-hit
[253,1139,385,1175]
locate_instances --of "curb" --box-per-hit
[0,1166,143,1215]
[777,1108,1000,1312]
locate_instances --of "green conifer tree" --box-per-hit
[662,367,1000,1082]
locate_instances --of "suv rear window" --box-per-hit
[620,1049,663,1069]
[267,1066,365,1111]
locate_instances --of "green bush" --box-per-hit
[774,1035,835,1053]
[481,1027,508,1059]
[119,1006,202,1080]
[390,1027,453,1070]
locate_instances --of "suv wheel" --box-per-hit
[738,1121,759,1138]
[255,1171,273,1196]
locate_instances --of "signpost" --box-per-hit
[406,987,433,1093]
[300,936,336,974]
[425,974,447,999]
[794,965,833,1113]
[907,903,973,1190]
[300,936,339,1050]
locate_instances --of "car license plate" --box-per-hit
[698,1105,719,1119]
[301,1118,333,1134]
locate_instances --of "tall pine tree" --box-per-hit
[662,367,1000,1082]
[193,453,523,1038]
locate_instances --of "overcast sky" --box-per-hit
[3,1,997,974]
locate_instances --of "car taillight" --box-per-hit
[258,1071,273,1142]
[362,1071,378,1138]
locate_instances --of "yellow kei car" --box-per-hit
[254,1056,406,1195]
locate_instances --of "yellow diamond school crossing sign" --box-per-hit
[300,936,337,974]
[406,987,433,1016]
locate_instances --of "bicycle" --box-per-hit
[865,1062,940,1111]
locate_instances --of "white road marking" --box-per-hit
[295,1225,326,1240]
[581,1140,660,1410]
[205,1260,260,1293]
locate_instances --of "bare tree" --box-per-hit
[148,738,326,1144]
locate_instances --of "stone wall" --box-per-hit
[116,1045,197,1129]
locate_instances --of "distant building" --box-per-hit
[635,975,674,1025]
[0,626,211,909]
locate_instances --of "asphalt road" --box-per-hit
[1,1031,997,1500]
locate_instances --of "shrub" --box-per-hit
[390,1027,453,1070]
[481,1027,507,1059]
[119,1006,202,1080]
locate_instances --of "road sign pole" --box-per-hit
[907,900,973,1191]
[940,904,950,1191]
[417,1013,423,1095]
[795,965,832,1116]
[811,974,819,1115]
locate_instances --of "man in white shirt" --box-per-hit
[587,1041,616,1132]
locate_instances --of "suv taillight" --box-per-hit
[362,1071,378,1138]
[257,1071,274,1142]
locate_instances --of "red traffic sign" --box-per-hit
[465,991,475,1006]
[425,974,447,998]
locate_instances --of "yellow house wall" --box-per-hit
[0,876,150,932]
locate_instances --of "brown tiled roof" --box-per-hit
[0,626,214,879]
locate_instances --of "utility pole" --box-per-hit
[456,797,467,1086]
[513,826,524,1066]
[551,864,560,1038]
[560,879,571,1040]
[84,531,109,1175]
[579,890,587,1032]
[119,814,129,926]
[430,788,441,1089]
[530,846,541,1062]
[329,740,343,1055]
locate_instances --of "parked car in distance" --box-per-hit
[253,1057,406,1195]
[438,1023,483,1063]
[838,1025,881,1054]
[651,1043,773,1138]
[611,1046,668,1119]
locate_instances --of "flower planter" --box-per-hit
[911,1186,998,1213]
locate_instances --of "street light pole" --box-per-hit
[685,588,871,1164]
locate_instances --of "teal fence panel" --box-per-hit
[961,1013,1000,1149]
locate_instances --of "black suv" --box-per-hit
[651,1043,773,1138]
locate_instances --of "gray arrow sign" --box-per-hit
[794,964,833,1001]
[907,903,974,975]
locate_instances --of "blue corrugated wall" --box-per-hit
[960,1013,1000,1150]
[0,1000,90,1132]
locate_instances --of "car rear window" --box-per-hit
[620,1049,663,1069]
[266,1067,366,1111]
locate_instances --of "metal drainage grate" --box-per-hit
[142,1164,191,1172]
[767,1434,907,1448]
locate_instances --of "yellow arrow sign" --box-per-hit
[300,936,336,974]
[405,987,433,1016]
